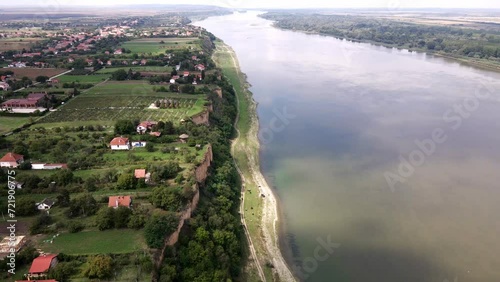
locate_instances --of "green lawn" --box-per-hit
[57,74,110,84]
[41,229,145,255]
[96,66,171,74]
[0,116,32,134]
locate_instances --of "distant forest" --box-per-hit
[261,13,500,64]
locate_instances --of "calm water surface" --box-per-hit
[196,12,500,282]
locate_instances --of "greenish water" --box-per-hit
[196,12,500,282]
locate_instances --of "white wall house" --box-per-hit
[110,137,131,150]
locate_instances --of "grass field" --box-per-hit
[0,37,45,51]
[96,66,172,74]
[57,74,110,84]
[40,229,145,255]
[120,37,201,54]
[0,116,32,134]
[3,68,68,80]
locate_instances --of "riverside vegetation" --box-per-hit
[262,12,500,70]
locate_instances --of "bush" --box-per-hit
[30,214,53,235]
[83,255,113,279]
[68,221,84,233]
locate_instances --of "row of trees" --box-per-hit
[262,13,500,61]
[158,67,242,281]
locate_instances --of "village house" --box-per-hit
[0,235,26,256]
[0,152,24,168]
[31,163,68,170]
[136,121,157,134]
[110,137,131,150]
[36,198,55,210]
[108,196,132,208]
[134,169,146,179]
[183,71,190,77]
[1,93,47,110]
[179,134,189,143]
[114,48,123,55]
[195,64,205,71]
[0,82,10,91]
[28,254,58,279]
[9,181,24,189]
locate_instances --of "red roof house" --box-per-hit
[0,153,24,168]
[134,169,146,179]
[1,93,47,109]
[136,121,157,134]
[110,137,130,150]
[108,196,132,208]
[29,254,58,278]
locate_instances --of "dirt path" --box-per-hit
[217,43,296,282]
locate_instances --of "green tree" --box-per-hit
[114,119,136,135]
[17,198,37,216]
[128,206,150,229]
[111,69,128,81]
[35,75,49,83]
[150,187,184,211]
[96,207,115,230]
[29,214,52,235]
[116,173,137,190]
[68,193,98,217]
[48,261,78,281]
[56,189,70,207]
[114,206,132,228]
[144,213,179,248]
[83,255,113,279]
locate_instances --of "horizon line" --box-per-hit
[0,5,499,10]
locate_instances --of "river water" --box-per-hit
[195,12,500,282]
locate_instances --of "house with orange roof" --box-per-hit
[108,196,132,208]
[110,137,130,150]
[134,169,146,179]
[28,254,58,279]
[0,152,24,168]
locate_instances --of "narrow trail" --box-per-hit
[222,43,266,282]
[217,43,296,282]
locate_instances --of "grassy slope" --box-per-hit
[213,41,274,282]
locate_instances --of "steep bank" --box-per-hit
[212,41,296,282]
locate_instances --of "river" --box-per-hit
[195,11,500,282]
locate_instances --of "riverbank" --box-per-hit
[212,41,297,282]
[265,22,500,74]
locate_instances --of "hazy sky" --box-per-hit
[0,0,499,9]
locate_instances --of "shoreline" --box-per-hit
[212,41,297,281]
[268,23,500,74]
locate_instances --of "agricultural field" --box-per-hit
[57,74,110,84]
[2,67,68,80]
[0,37,46,51]
[120,37,201,54]
[40,95,205,123]
[96,66,172,74]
